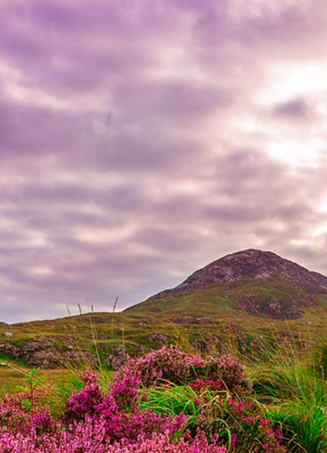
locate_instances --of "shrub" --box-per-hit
[64,371,105,422]
[206,354,249,392]
[114,346,250,393]
[115,345,207,388]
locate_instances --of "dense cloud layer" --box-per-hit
[1,0,327,323]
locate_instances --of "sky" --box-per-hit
[1,0,327,323]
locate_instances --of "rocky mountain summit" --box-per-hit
[123,249,327,319]
[150,249,327,299]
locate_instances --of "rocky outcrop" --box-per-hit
[20,337,59,368]
[105,343,147,370]
[147,333,169,345]
[172,316,215,325]
[236,291,318,319]
[0,343,19,359]
[106,345,127,370]
[0,337,97,369]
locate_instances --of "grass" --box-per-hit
[247,338,327,453]
[139,382,236,448]
[0,366,26,395]
[140,382,202,417]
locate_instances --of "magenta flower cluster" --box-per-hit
[0,346,288,452]
[115,345,249,392]
[65,369,185,442]
[115,345,207,387]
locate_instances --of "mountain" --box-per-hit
[126,249,327,319]
[151,249,327,297]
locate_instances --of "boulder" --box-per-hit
[147,333,169,345]
[3,332,13,338]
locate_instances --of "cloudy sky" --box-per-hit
[2,0,327,323]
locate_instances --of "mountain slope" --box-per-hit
[126,249,327,319]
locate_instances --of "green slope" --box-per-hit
[125,278,322,320]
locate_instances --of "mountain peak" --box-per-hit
[150,249,327,299]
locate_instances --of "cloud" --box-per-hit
[0,0,327,322]
[272,98,310,119]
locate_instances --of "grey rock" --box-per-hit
[106,345,127,370]
[147,333,168,345]
[198,317,214,325]
[0,343,19,358]
[268,302,282,317]
[20,337,58,368]
[65,350,97,366]
[174,316,198,324]
[27,350,59,369]
[191,340,209,354]
[22,337,53,353]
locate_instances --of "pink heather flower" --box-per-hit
[275,428,283,443]
[231,433,237,449]
[115,346,207,388]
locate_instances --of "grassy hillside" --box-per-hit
[126,278,326,319]
[1,294,327,396]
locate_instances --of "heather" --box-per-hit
[0,346,287,452]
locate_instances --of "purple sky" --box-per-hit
[1,0,327,323]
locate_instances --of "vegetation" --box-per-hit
[0,346,287,452]
[1,321,327,452]
[2,288,327,451]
